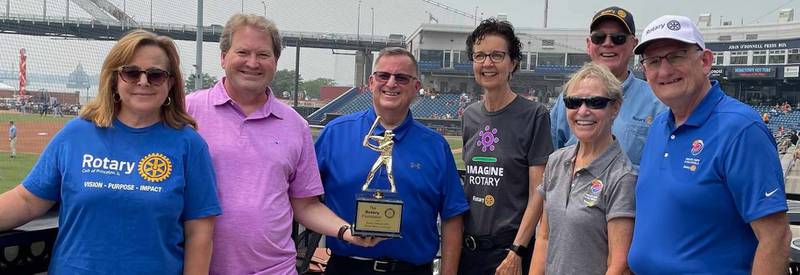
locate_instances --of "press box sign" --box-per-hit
[731,67,776,78]
[785,66,800,78]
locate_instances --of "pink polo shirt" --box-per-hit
[186,79,323,275]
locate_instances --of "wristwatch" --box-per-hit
[337,224,351,242]
[508,244,528,256]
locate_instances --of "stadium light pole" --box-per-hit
[241,0,244,13]
[5,0,9,19]
[261,1,266,17]
[195,0,204,91]
[43,0,46,20]
[150,0,153,28]
[356,0,361,41]
[370,7,374,44]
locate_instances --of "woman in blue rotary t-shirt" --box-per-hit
[0,30,221,274]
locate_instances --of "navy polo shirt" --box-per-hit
[315,107,469,264]
[629,81,788,274]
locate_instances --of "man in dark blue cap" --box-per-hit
[550,6,666,167]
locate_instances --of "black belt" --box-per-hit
[463,231,517,251]
[330,254,432,273]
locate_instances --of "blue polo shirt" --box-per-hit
[550,70,666,166]
[315,107,469,265]
[628,81,788,274]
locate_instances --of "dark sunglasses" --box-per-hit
[564,96,615,109]
[590,32,629,46]
[373,71,417,85]
[117,65,171,86]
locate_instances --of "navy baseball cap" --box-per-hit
[590,6,636,36]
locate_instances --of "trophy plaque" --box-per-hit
[352,116,404,238]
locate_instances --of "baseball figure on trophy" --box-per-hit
[352,116,404,238]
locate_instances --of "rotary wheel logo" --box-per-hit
[384,208,396,218]
[667,20,681,31]
[484,195,495,207]
[138,153,172,183]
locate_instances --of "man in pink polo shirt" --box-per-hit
[186,14,379,275]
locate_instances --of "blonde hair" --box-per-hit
[79,29,196,129]
[219,14,282,60]
[563,62,623,102]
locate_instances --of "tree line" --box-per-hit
[186,69,336,100]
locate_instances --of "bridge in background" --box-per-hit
[1,8,406,89]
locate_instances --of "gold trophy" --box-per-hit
[352,116,404,238]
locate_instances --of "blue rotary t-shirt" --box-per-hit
[23,118,221,274]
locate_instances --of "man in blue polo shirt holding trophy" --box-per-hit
[315,47,469,275]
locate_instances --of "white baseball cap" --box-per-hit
[634,15,705,54]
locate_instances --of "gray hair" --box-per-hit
[374,47,418,76]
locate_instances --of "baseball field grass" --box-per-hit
[0,153,37,193]
[0,112,71,193]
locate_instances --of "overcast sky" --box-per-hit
[3,0,800,87]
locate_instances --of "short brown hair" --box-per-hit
[220,14,282,60]
[79,29,196,129]
[373,47,418,76]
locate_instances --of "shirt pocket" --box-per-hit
[623,120,650,163]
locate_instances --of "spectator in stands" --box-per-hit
[550,6,666,166]
[532,62,636,275]
[185,14,378,275]
[762,112,769,124]
[315,47,468,275]
[628,15,789,274]
[0,30,221,274]
[794,146,800,160]
[8,120,16,158]
[461,18,554,275]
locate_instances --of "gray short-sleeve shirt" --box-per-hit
[538,139,637,275]
[462,96,554,236]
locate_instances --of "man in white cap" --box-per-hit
[628,15,790,274]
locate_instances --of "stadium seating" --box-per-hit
[308,88,464,125]
[411,94,460,119]
[307,87,362,124]
[752,105,800,134]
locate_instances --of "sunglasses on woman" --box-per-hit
[589,32,628,46]
[563,96,615,109]
[117,65,171,86]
